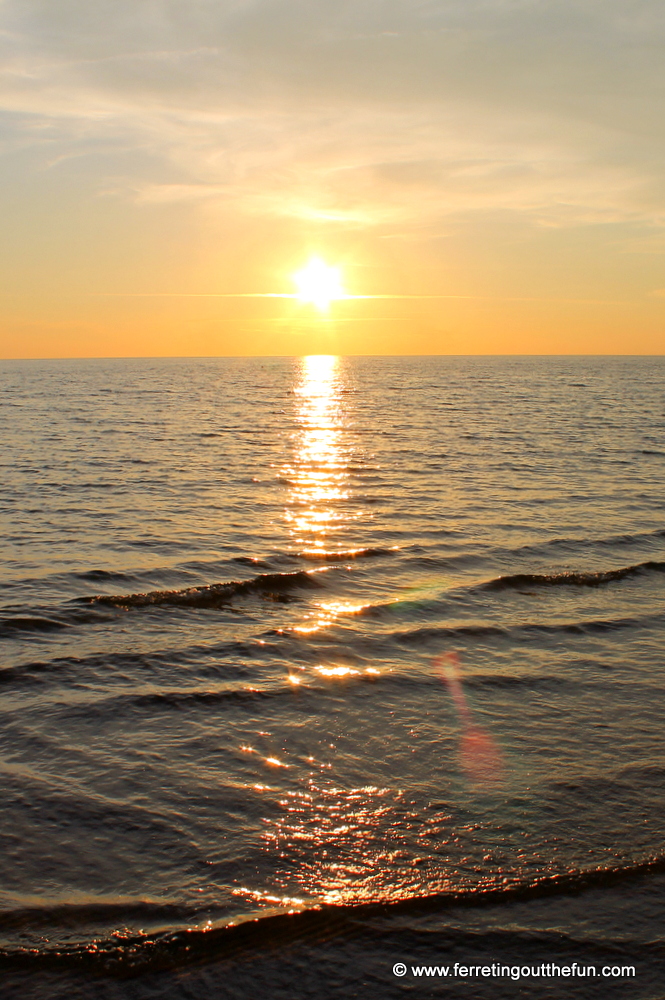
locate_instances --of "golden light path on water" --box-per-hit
[243,357,503,909]
[247,354,428,908]
[283,355,369,638]
[240,358,506,909]
[287,354,346,547]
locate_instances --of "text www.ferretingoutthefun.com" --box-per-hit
[391,961,636,980]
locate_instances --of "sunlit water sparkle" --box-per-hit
[0,355,663,999]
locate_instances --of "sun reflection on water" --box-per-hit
[254,782,455,906]
[285,354,347,548]
[281,355,371,636]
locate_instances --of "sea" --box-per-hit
[0,355,663,999]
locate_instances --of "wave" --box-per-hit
[0,570,328,636]
[0,900,191,933]
[480,560,665,592]
[394,613,653,647]
[72,569,141,583]
[84,570,325,610]
[0,616,69,636]
[479,528,665,562]
[296,546,395,562]
[55,685,280,720]
[1,857,662,974]
[0,604,122,638]
[0,634,281,688]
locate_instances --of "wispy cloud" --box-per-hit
[0,0,664,237]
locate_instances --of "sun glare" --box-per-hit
[293,258,346,310]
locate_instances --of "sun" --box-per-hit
[292,258,346,310]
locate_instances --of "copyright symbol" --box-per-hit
[393,963,407,977]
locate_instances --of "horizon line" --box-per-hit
[2,353,664,362]
[83,293,635,305]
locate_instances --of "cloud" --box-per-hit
[0,0,664,235]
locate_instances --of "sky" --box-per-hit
[0,0,664,357]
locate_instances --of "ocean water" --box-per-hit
[0,355,663,999]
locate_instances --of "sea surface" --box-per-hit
[0,355,663,999]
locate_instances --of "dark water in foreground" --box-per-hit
[1,355,663,999]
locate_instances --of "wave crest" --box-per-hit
[84,570,324,610]
[481,560,665,592]
[1,857,662,974]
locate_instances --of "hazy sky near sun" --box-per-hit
[1,0,664,356]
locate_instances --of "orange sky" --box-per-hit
[1,0,664,358]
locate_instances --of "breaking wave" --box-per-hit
[480,561,665,592]
[84,570,325,610]
[1,857,662,975]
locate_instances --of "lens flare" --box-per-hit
[434,651,503,789]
